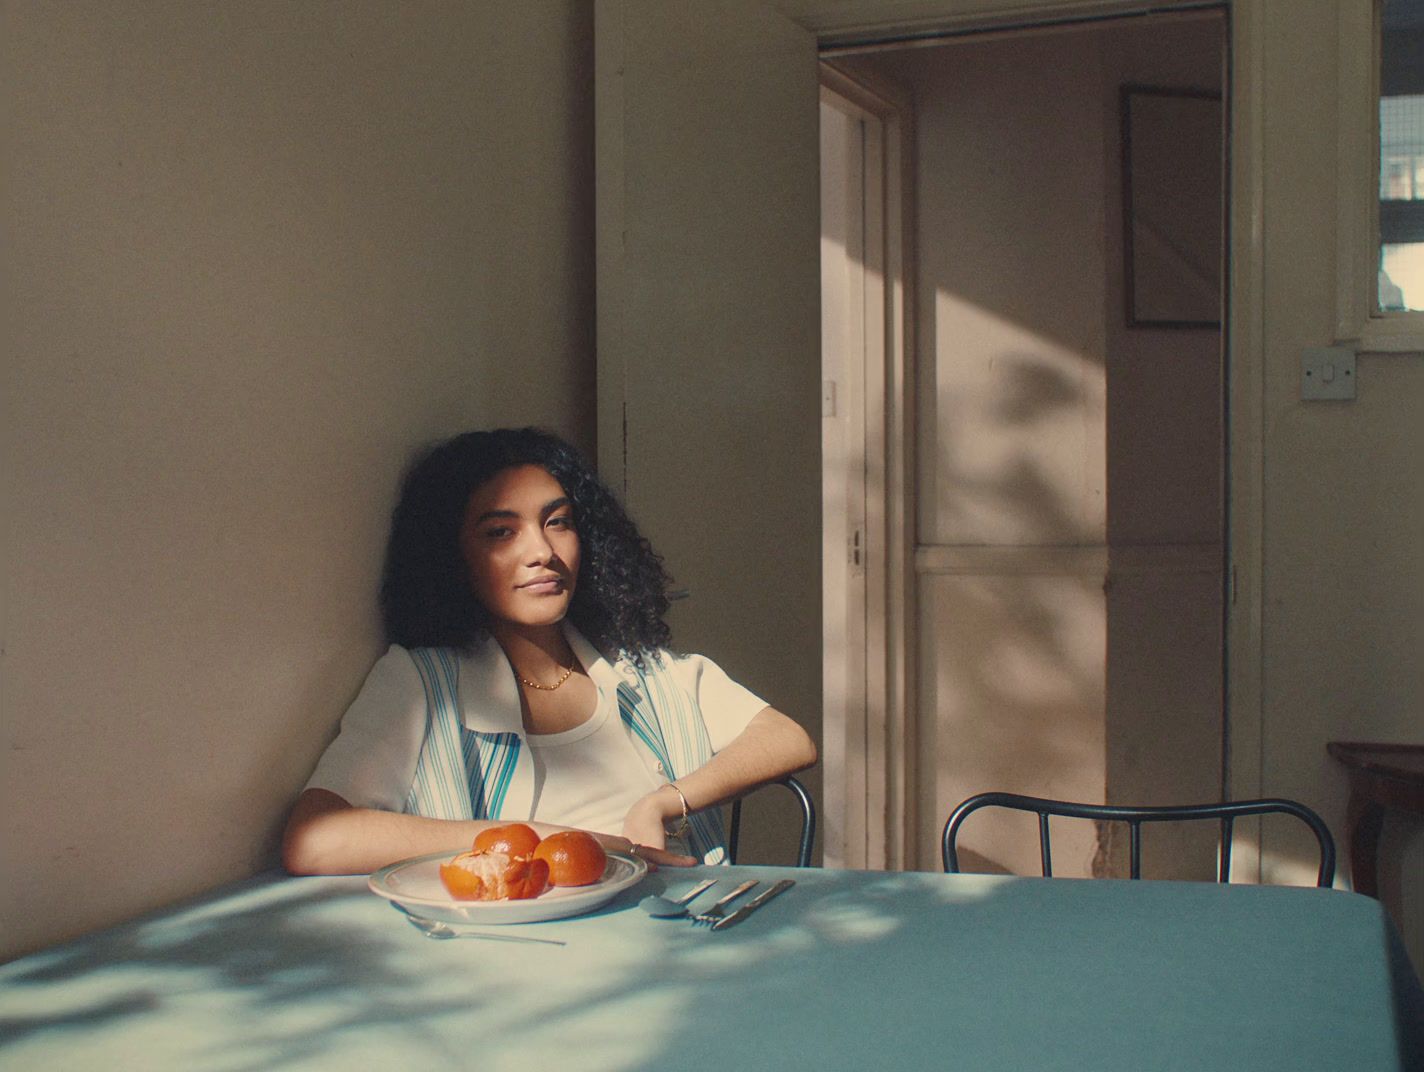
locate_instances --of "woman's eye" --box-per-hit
[483,526,513,539]
[548,515,575,530]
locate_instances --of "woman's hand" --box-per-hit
[622,792,672,851]
[618,793,697,869]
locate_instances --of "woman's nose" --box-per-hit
[520,526,554,565]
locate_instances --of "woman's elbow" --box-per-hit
[281,816,328,876]
[792,726,818,772]
[773,716,817,773]
[280,789,348,876]
[756,708,818,773]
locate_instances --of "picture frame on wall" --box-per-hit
[1121,85,1224,329]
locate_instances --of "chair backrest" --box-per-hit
[941,792,1336,887]
[727,775,816,868]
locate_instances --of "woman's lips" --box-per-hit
[517,577,565,595]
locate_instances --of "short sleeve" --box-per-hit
[671,653,770,754]
[302,645,428,813]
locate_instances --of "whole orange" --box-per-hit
[532,830,608,887]
[473,822,541,858]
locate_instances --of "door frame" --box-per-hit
[798,0,1264,878]
[819,63,917,871]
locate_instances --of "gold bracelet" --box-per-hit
[661,782,691,838]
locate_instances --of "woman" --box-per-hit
[282,428,817,874]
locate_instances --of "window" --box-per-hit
[1378,2,1424,312]
[1336,0,1424,347]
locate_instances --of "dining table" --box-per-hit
[1,862,1420,1071]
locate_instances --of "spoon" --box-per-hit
[406,914,567,946]
[639,877,719,918]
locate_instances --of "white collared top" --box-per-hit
[303,623,768,862]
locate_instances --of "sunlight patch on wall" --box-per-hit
[928,288,1106,547]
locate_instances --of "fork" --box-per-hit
[691,879,759,927]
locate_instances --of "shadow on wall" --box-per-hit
[918,289,1108,878]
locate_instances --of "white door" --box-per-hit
[820,94,872,869]
[594,1,822,862]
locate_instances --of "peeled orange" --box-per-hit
[439,851,550,901]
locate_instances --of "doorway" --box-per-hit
[821,9,1230,876]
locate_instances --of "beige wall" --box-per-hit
[595,1,824,871]
[1,0,595,961]
[1253,0,1423,961]
[1100,18,1225,880]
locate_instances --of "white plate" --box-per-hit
[368,850,648,925]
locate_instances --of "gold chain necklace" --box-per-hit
[516,663,574,691]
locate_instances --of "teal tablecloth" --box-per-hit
[1,865,1420,1070]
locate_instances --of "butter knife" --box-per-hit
[710,879,795,931]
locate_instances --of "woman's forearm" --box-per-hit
[281,788,654,875]
[282,788,504,875]
[287,710,815,873]
[633,707,817,830]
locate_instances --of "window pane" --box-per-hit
[1378,0,1424,311]
[1381,243,1424,310]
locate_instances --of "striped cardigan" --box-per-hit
[401,641,730,865]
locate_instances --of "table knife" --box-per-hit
[710,879,795,930]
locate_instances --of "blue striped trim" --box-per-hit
[459,724,484,816]
[619,655,728,865]
[617,682,672,768]
[406,648,473,820]
[468,729,499,819]
[480,732,520,817]
[406,647,521,822]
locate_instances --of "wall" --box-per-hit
[1254,0,1424,961]
[842,14,1225,878]
[595,1,825,872]
[0,0,595,961]
[1099,18,1226,880]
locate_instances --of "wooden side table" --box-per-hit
[1327,741,1424,897]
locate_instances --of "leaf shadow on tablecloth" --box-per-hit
[0,871,999,1071]
[0,877,491,1070]
[2,871,1421,1072]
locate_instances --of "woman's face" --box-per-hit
[460,464,580,630]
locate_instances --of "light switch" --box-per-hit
[1301,347,1356,401]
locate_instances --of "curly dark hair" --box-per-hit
[379,428,672,664]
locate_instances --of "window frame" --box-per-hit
[1336,0,1424,350]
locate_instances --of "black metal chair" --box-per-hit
[941,792,1336,887]
[727,775,817,868]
